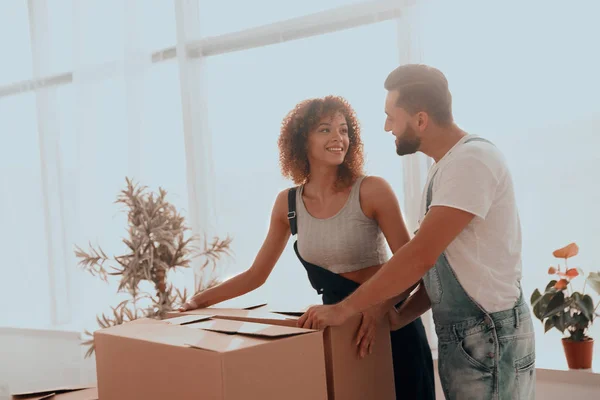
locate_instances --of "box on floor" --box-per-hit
[11,386,98,400]
[94,315,328,400]
[174,307,396,400]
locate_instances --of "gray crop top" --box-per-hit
[295,176,390,274]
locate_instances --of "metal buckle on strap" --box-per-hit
[287,211,296,219]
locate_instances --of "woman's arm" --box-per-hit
[388,282,431,330]
[360,176,418,305]
[180,190,291,310]
[353,176,416,355]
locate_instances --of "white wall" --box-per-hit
[0,328,96,399]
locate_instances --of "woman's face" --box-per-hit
[306,111,350,169]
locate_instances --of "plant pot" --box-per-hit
[562,337,594,369]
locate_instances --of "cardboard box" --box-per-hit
[94,315,328,400]
[164,307,281,322]
[174,307,396,400]
[11,386,98,400]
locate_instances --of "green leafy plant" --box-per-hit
[531,243,600,342]
[75,178,232,357]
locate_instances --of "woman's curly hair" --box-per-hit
[278,95,364,188]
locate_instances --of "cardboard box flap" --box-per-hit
[208,311,299,328]
[208,292,267,310]
[11,386,96,400]
[268,302,311,317]
[171,308,260,318]
[53,388,98,400]
[126,318,164,325]
[271,311,304,317]
[97,319,215,349]
[209,301,267,310]
[163,314,214,326]
[193,319,313,337]
[183,319,315,352]
[11,392,55,400]
[243,303,268,310]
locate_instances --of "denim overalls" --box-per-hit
[288,188,436,400]
[421,137,536,399]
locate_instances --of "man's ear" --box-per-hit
[417,112,429,131]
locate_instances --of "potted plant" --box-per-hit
[530,242,600,369]
[75,178,232,357]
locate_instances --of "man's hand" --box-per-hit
[297,303,355,330]
[355,304,388,359]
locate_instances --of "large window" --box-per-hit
[198,0,366,37]
[0,3,32,86]
[1,1,191,330]
[1,1,406,332]
[0,93,50,328]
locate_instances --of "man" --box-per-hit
[298,64,535,399]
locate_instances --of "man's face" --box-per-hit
[384,90,421,156]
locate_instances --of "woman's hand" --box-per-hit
[178,297,203,312]
[355,303,388,359]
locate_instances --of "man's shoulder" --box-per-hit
[448,137,508,172]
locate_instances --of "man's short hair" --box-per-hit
[384,64,453,125]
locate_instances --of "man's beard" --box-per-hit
[395,126,421,156]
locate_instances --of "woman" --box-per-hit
[180,96,435,399]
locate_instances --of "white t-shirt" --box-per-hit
[418,134,522,313]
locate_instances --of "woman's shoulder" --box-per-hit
[271,187,298,218]
[274,186,299,204]
[357,175,395,197]
[356,175,398,219]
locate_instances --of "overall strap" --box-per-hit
[425,170,439,213]
[287,188,298,236]
[425,136,495,213]
[464,137,494,146]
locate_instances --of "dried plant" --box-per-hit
[76,178,232,357]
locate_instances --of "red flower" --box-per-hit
[553,243,579,259]
[554,279,569,290]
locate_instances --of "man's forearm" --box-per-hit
[370,282,419,315]
[341,240,432,316]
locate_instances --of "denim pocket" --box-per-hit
[514,352,536,399]
[438,338,494,399]
[458,328,496,373]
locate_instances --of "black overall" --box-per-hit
[288,188,436,400]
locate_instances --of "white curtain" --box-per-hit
[395,0,437,349]
[173,0,220,290]
[0,0,203,331]
[28,0,73,326]
[67,0,208,330]
[0,2,49,329]
[68,0,150,329]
